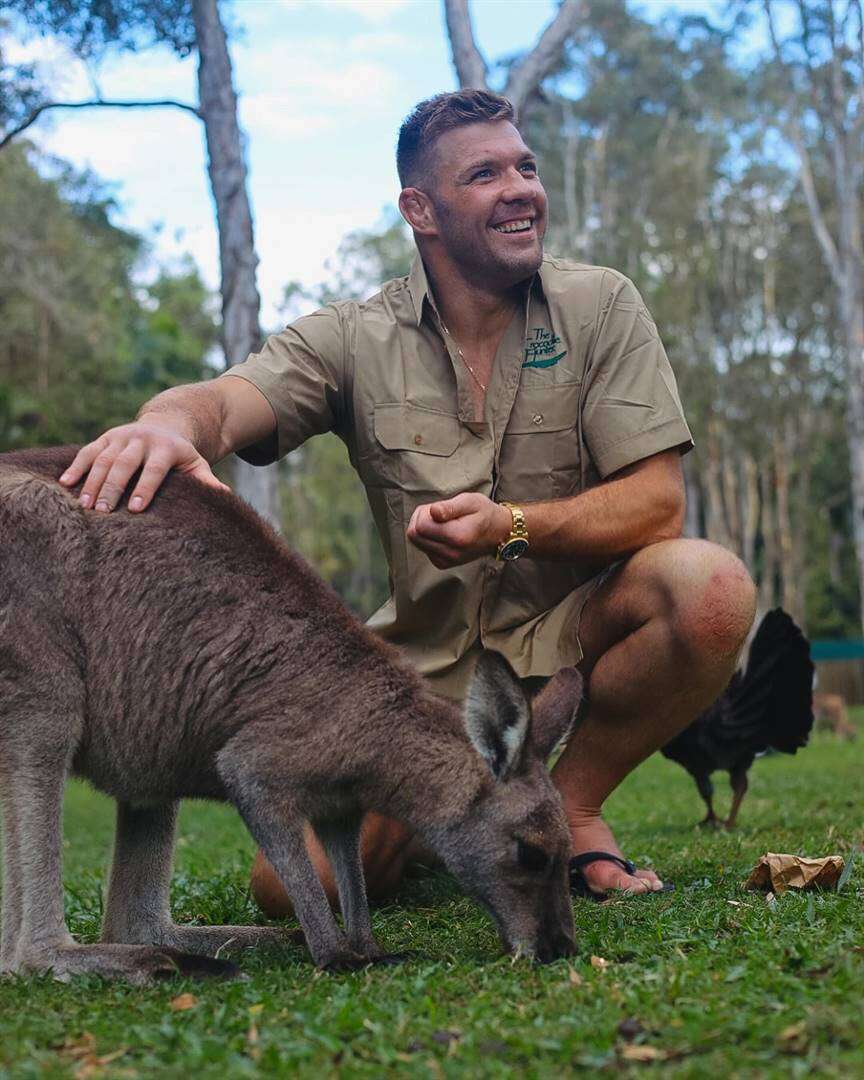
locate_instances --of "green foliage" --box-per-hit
[1,731,861,1075]
[0,26,45,131]
[0,0,196,59]
[0,143,216,451]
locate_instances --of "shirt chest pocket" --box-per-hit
[364,402,467,497]
[497,384,582,500]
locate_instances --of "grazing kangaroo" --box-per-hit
[0,447,580,982]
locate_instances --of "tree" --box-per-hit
[0,142,215,451]
[755,0,864,629]
[442,0,586,117]
[0,0,279,526]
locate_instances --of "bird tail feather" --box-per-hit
[729,608,814,754]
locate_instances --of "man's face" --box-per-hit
[423,120,548,288]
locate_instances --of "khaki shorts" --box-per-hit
[423,563,618,703]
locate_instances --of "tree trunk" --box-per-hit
[840,282,864,629]
[762,0,864,626]
[773,430,800,621]
[741,452,759,577]
[721,448,742,557]
[791,410,813,631]
[758,466,778,612]
[704,418,731,550]
[192,0,280,529]
[682,452,703,539]
[442,0,584,118]
[442,0,487,90]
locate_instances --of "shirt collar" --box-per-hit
[407,254,432,326]
[407,253,547,327]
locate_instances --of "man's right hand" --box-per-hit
[59,421,230,513]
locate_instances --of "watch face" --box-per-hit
[500,538,529,561]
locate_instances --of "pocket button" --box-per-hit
[532,413,544,425]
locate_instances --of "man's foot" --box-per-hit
[568,815,665,895]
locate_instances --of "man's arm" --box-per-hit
[59,376,276,513]
[406,449,685,570]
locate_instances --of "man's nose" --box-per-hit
[500,167,536,202]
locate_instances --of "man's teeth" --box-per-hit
[493,220,532,233]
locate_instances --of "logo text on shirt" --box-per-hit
[523,328,566,369]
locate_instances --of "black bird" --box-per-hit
[661,608,814,828]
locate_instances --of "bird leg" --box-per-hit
[724,766,749,829]
[694,773,719,828]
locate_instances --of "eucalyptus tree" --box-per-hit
[442,0,586,116]
[0,143,215,451]
[0,0,277,525]
[752,0,864,628]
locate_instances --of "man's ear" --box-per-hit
[399,187,437,237]
[463,651,531,781]
[530,667,585,762]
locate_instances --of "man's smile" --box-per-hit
[492,219,534,234]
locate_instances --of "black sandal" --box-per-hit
[569,850,675,901]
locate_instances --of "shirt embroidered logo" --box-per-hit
[523,328,566,369]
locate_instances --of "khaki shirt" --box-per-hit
[222,255,693,699]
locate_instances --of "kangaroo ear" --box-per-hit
[530,667,585,761]
[463,651,531,781]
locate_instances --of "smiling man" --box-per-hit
[61,90,755,904]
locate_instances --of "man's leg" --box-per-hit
[554,538,756,894]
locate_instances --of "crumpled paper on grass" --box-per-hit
[745,852,844,893]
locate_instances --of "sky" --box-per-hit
[5,0,723,327]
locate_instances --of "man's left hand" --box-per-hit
[406,493,512,569]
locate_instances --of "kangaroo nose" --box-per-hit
[536,930,576,965]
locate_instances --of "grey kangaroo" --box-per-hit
[0,446,581,982]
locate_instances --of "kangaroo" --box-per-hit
[0,446,580,982]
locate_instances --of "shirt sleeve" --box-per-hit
[219,306,345,465]
[581,273,693,478]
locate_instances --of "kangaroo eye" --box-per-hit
[517,841,550,872]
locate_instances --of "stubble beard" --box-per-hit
[433,197,544,290]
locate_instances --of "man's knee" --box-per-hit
[652,539,756,663]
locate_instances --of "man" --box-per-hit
[60,90,755,904]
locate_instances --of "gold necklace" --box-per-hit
[438,319,488,393]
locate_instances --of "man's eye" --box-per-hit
[520,162,537,175]
[517,841,550,872]
[471,169,493,181]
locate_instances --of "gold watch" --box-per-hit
[496,503,529,562]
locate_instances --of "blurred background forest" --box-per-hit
[1,0,862,637]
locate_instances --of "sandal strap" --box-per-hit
[570,850,636,875]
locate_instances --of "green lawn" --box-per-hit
[1,727,862,1079]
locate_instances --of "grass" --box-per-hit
[1,725,862,1079]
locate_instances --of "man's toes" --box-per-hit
[634,869,664,892]
[619,873,652,894]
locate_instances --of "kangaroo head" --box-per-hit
[433,652,583,963]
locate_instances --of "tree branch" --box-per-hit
[504,0,586,117]
[762,0,842,287]
[442,0,488,90]
[0,98,201,151]
[788,121,843,287]
[851,0,864,141]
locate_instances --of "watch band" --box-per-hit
[497,502,529,561]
